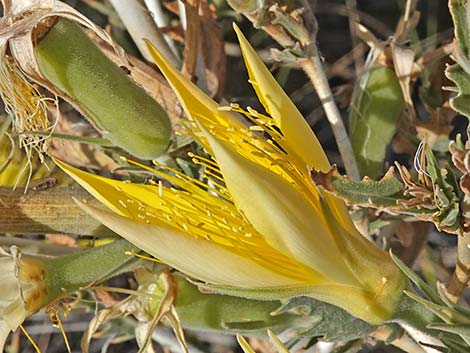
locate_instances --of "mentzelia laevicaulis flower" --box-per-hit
[57,25,406,324]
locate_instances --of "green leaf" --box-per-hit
[349,65,405,179]
[424,148,461,231]
[441,336,470,353]
[450,0,470,57]
[311,166,404,207]
[446,1,470,118]
[429,324,470,346]
[312,158,462,234]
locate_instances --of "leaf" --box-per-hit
[440,336,470,353]
[311,166,405,207]
[312,159,463,235]
[450,0,470,58]
[428,324,470,346]
[446,0,470,118]
[424,148,461,231]
[199,0,226,99]
[349,65,405,179]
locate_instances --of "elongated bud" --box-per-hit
[34,17,173,159]
[0,1,173,160]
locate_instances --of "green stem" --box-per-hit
[40,239,140,301]
[25,131,112,146]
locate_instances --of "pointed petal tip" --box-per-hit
[232,23,252,55]
[232,22,242,35]
[144,38,167,68]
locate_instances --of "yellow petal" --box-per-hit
[76,200,301,288]
[233,24,330,172]
[201,127,357,285]
[234,26,359,236]
[54,158,162,218]
[56,159,325,283]
[144,40,243,133]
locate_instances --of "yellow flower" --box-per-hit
[56,25,405,324]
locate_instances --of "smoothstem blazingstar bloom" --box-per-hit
[57,25,405,324]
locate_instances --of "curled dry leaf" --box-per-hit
[81,269,187,353]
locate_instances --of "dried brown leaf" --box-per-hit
[182,0,201,81]
[199,0,226,99]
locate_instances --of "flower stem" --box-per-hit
[446,228,470,301]
[39,239,140,301]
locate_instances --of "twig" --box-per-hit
[372,327,427,353]
[143,0,180,59]
[446,228,470,301]
[314,3,393,38]
[300,50,360,179]
[109,0,180,66]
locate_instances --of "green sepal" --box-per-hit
[390,252,443,304]
[167,275,299,335]
[403,291,469,324]
[390,253,470,350]
[277,297,374,341]
[195,282,375,341]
